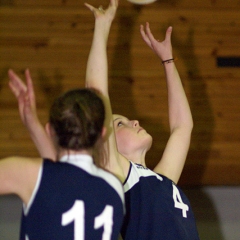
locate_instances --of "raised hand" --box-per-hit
[140,22,173,61]
[8,69,39,130]
[9,69,57,160]
[84,0,118,22]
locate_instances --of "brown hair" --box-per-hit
[49,88,105,167]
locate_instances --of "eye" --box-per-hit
[117,121,123,127]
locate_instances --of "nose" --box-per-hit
[132,120,139,127]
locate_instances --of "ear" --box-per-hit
[45,122,55,138]
[101,126,107,139]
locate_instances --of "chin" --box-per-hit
[143,134,153,151]
[146,136,153,151]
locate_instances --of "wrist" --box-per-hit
[95,18,113,28]
[95,20,112,35]
[25,117,42,132]
[161,57,177,65]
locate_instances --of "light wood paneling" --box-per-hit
[0,0,240,185]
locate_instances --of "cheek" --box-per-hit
[115,129,131,152]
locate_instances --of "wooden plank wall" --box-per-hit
[0,0,240,185]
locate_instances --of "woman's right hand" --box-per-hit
[84,0,118,23]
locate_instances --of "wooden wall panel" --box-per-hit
[0,0,240,186]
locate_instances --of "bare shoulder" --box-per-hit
[0,156,42,203]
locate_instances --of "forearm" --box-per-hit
[160,62,192,182]
[85,19,113,95]
[154,61,193,183]
[86,19,119,158]
[28,122,57,161]
[163,62,193,133]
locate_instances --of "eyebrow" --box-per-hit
[113,117,130,122]
[113,118,121,122]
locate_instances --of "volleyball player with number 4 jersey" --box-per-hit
[0,71,124,240]
[85,0,200,239]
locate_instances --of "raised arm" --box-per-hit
[140,23,193,184]
[85,0,117,95]
[85,0,127,181]
[8,69,57,160]
[0,156,42,205]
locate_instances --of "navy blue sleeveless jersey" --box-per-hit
[121,161,199,240]
[19,155,124,240]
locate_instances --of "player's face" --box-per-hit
[113,114,152,156]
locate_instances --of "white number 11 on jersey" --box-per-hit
[62,200,114,240]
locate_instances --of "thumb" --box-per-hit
[165,26,173,42]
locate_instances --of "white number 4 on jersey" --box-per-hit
[172,184,189,218]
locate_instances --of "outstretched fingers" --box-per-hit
[85,0,118,20]
[8,69,28,123]
[84,2,95,12]
[140,24,153,49]
[8,69,27,99]
[164,26,173,43]
[25,69,36,108]
[144,22,157,44]
[8,68,38,127]
[109,0,118,9]
[140,22,173,60]
[140,22,159,50]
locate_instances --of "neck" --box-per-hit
[124,149,147,167]
[58,149,92,159]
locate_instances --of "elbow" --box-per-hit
[183,115,194,133]
[171,118,194,135]
[189,118,194,133]
[185,120,194,135]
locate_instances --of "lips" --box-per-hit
[138,128,143,133]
